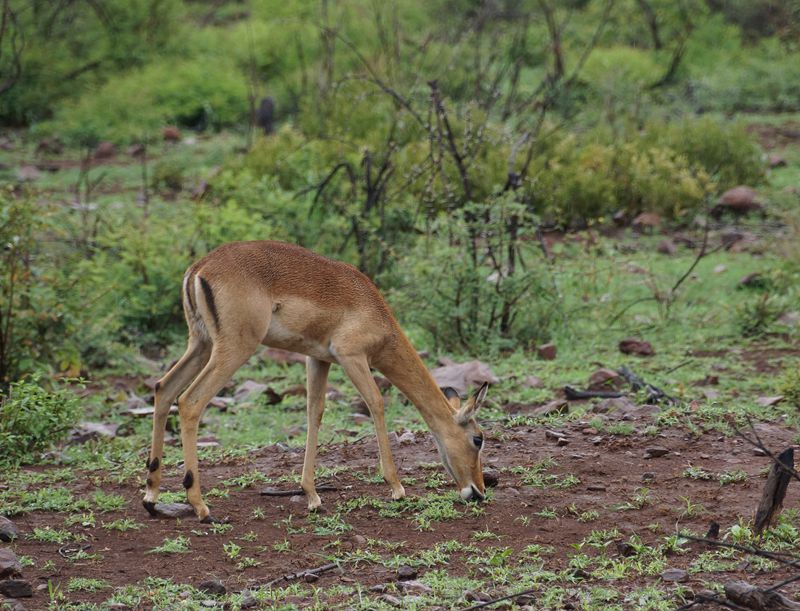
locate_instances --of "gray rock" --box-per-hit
[68,421,119,443]
[661,568,688,582]
[147,502,195,519]
[644,446,669,459]
[396,565,417,581]
[378,594,402,606]
[429,360,499,396]
[0,516,19,542]
[397,580,432,594]
[0,579,33,598]
[198,580,226,595]
[0,549,22,578]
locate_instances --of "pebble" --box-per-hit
[661,568,688,582]
[198,580,226,595]
[644,446,669,459]
[397,580,432,594]
[0,517,18,542]
[379,594,401,606]
[641,472,656,483]
[397,565,417,581]
[0,549,22,578]
[587,484,606,492]
[0,579,33,598]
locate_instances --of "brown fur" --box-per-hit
[144,241,487,520]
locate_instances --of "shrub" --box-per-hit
[0,377,83,468]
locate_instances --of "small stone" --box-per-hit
[463,589,491,602]
[768,154,787,168]
[657,239,677,255]
[352,534,367,546]
[396,565,417,581]
[537,343,557,360]
[591,436,604,445]
[0,516,19,542]
[523,376,542,388]
[93,140,116,159]
[644,446,669,459]
[370,583,388,593]
[397,580,432,594]
[712,186,763,218]
[713,264,727,274]
[397,431,416,445]
[588,368,624,391]
[616,541,636,557]
[545,430,566,441]
[756,395,784,407]
[632,211,661,230]
[531,399,569,418]
[239,590,258,609]
[378,594,401,606]
[752,447,767,457]
[587,484,606,492]
[483,468,500,488]
[0,549,22,578]
[582,428,596,435]
[146,502,195,519]
[557,437,569,447]
[303,572,318,583]
[619,338,654,357]
[641,472,656,482]
[16,165,41,182]
[0,579,33,598]
[778,311,800,328]
[661,568,688,582]
[198,580,226,596]
[163,125,182,142]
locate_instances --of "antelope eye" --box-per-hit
[472,435,483,448]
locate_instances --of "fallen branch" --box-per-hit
[617,365,678,405]
[725,580,800,611]
[261,561,339,589]
[563,385,625,400]
[754,447,794,534]
[260,483,338,497]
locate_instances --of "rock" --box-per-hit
[145,502,195,519]
[616,541,636,557]
[68,421,119,443]
[618,338,654,357]
[711,186,763,218]
[0,550,22,578]
[661,568,688,582]
[303,572,318,583]
[702,390,720,400]
[127,143,146,158]
[531,399,569,418]
[537,343,557,360]
[378,594,401,606]
[632,212,661,231]
[396,565,417,581]
[483,468,500,488]
[125,406,178,418]
[0,579,33,598]
[644,446,669,459]
[93,141,116,159]
[713,264,727,274]
[397,580,432,594]
[429,360,499,396]
[163,126,182,142]
[545,430,566,442]
[756,395,784,407]
[261,347,306,366]
[739,272,766,288]
[396,431,416,445]
[592,396,637,414]
[778,311,800,328]
[463,590,491,602]
[642,472,656,482]
[587,484,606,492]
[557,437,569,446]
[523,376,542,388]
[369,583,388,593]
[35,137,63,156]
[0,516,19,542]
[239,590,258,609]
[752,447,767,457]
[234,381,281,404]
[198,580,226,595]
[657,239,677,255]
[588,368,624,391]
[768,154,787,168]
[16,165,41,182]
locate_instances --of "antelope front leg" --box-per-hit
[340,356,405,501]
[301,357,332,511]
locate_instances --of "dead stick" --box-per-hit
[261,561,339,589]
[754,447,794,534]
[260,484,337,497]
[725,580,800,611]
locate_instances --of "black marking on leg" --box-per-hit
[155,381,161,392]
[148,457,160,473]
[198,276,220,331]
[146,477,153,488]
[145,457,150,471]
[183,470,194,489]
[185,272,196,312]
[143,500,157,516]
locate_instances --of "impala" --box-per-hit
[143,241,488,522]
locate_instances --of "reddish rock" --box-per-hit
[163,125,182,142]
[711,186,763,218]
[656,239,677,255]
[632,212,661,231]
[619,338,654,357]
[93,140,116,159]
[768,154,787,168]
[128,143,146,158]
[588,368,624,391]
[537,343,557,360]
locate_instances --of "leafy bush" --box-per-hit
[0,377,82,468]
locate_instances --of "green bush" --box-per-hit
[0,377,83,468]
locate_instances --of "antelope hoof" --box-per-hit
[391,485,406,501]
[142,500,158,516]
[307,494,322,512]
[200,515,230,525]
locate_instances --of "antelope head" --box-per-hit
[436,382,489,501]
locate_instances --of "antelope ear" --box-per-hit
[456,382,489,424]
[441,386,461,411]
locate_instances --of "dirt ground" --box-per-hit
[7,411,800,609]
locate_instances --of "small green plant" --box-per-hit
[28,527,79,544]
[251,507,266,520]
[210,522,233,535]
[147,535,191,554]
[93,490,126,513]
[682,465,714,481]
[102,518,143,532]
[778,367,800,408]
[718,470,748,486]
[736,293,782,337]
[615,488,651,511]
[67,577,110,592]
[223,541,242,561]
[677,496,706,518]
[273,539,291,553]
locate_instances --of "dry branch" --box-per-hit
[754,447,794,534]
[725,580,800,611]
